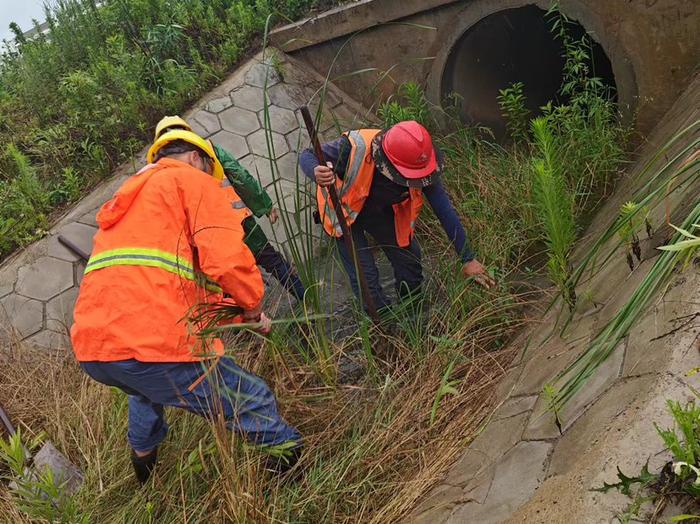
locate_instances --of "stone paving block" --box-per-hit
[412,484,464,516]
[45,287,79,333]
[448,441,552,524]
[267,83,304,110]
[16,257,74,301]
[623,308,669,377]
[577,252,633,316]
[220,106,261,136]
[77,208,99,227]
[523,341,626,440]
[24,329,70,350]
[207,95,233,113]
[239,156,274,188]
[285,128,309,153]
[411,503,454,524]
[189,119,209,138]
[259,105,299,135]
[244,61,281,88]
[209,130,250,159]
[0,283,12,298]
[0,293,43,340]
[230,84,265,112]
[494,395,538,420]
[593,257,658,332]
[443,412,529,487]
[191,110,221,135]
[247,129,289,159]
[513,339,581,396]
[559,310,598,346]
[272,153,303,183]
[548,374,656,476]
[52,223,96,261]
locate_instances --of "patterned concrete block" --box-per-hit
[443,412,530,488]
[45,287,79,333]
[24,329,70,350]
[244,61,281,88]
[230,84,265,112]
[0,293,43,340]
[259,105,299,134]
[209,130,250,159]
[207,95,233,113]
[274,153,304,183]
[267,83,303,110]
[50,223,96,262]
[448,441,552,523]
[16,257,74,301]
[285,128,309,153]
[523,341,626,440]
[220,106,261,136]
[191,110,221,135]
[247,129,289,159]
[77,208,99,227]
[547,374,656,476]
[0,283,12,298]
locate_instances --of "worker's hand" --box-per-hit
[268,207,279,224]
[314,162,335,187]
[257,312,272,335]
[461,259,496,289]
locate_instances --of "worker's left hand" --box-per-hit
[257,312,272,335]
[461,259,496,289]
[268,208,279,224]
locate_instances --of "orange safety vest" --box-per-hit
[70,158,264,363]
[317,129,424,247]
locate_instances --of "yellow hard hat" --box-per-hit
[147,129,224,181]
[154,115,192,141]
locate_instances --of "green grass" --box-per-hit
[0,0,328,259]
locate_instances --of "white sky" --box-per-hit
[0,0,47,42]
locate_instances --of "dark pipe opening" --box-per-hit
[442,5,616,138]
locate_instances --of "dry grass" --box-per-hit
[0,280,533,522]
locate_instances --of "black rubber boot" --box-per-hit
[130,448,158,485]
[263,445,303,477]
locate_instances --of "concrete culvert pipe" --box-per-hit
[441,5,617,139]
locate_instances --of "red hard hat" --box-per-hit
[381,121,438,180]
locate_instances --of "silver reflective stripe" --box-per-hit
[339,130,367,198]
[231,200,247,210]
[220,179,232,188]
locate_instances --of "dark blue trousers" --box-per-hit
[335,208,423,310]
[81,357,301,453]
[255,243,306,301]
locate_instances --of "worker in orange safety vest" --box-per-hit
[71,128,301,485]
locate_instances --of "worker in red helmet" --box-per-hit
[299,121,495,312]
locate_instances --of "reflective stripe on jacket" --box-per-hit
[70,157,264,363]
[316,129,424,247]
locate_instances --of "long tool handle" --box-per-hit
[0,403,16,436]
[58,235,90,262]
[299,106,380,324]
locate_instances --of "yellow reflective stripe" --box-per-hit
[85,250,222,293]
[88,247,194,271]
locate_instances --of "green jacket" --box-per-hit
[214,144,272,255]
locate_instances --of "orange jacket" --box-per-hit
[71,158,264,363]
[317,129,423,247]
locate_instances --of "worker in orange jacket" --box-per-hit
[71,128,301,485]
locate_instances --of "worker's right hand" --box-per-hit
[257,312,272,335]
[314,162,335,187]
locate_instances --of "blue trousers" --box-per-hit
[81,357,301,453]
[336,209,423,310]
[255,242,306,301]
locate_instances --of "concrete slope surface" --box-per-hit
[408,74,700,524]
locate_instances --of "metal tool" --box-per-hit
[299,105,380,324]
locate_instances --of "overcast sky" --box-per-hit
[0,0,47,42]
